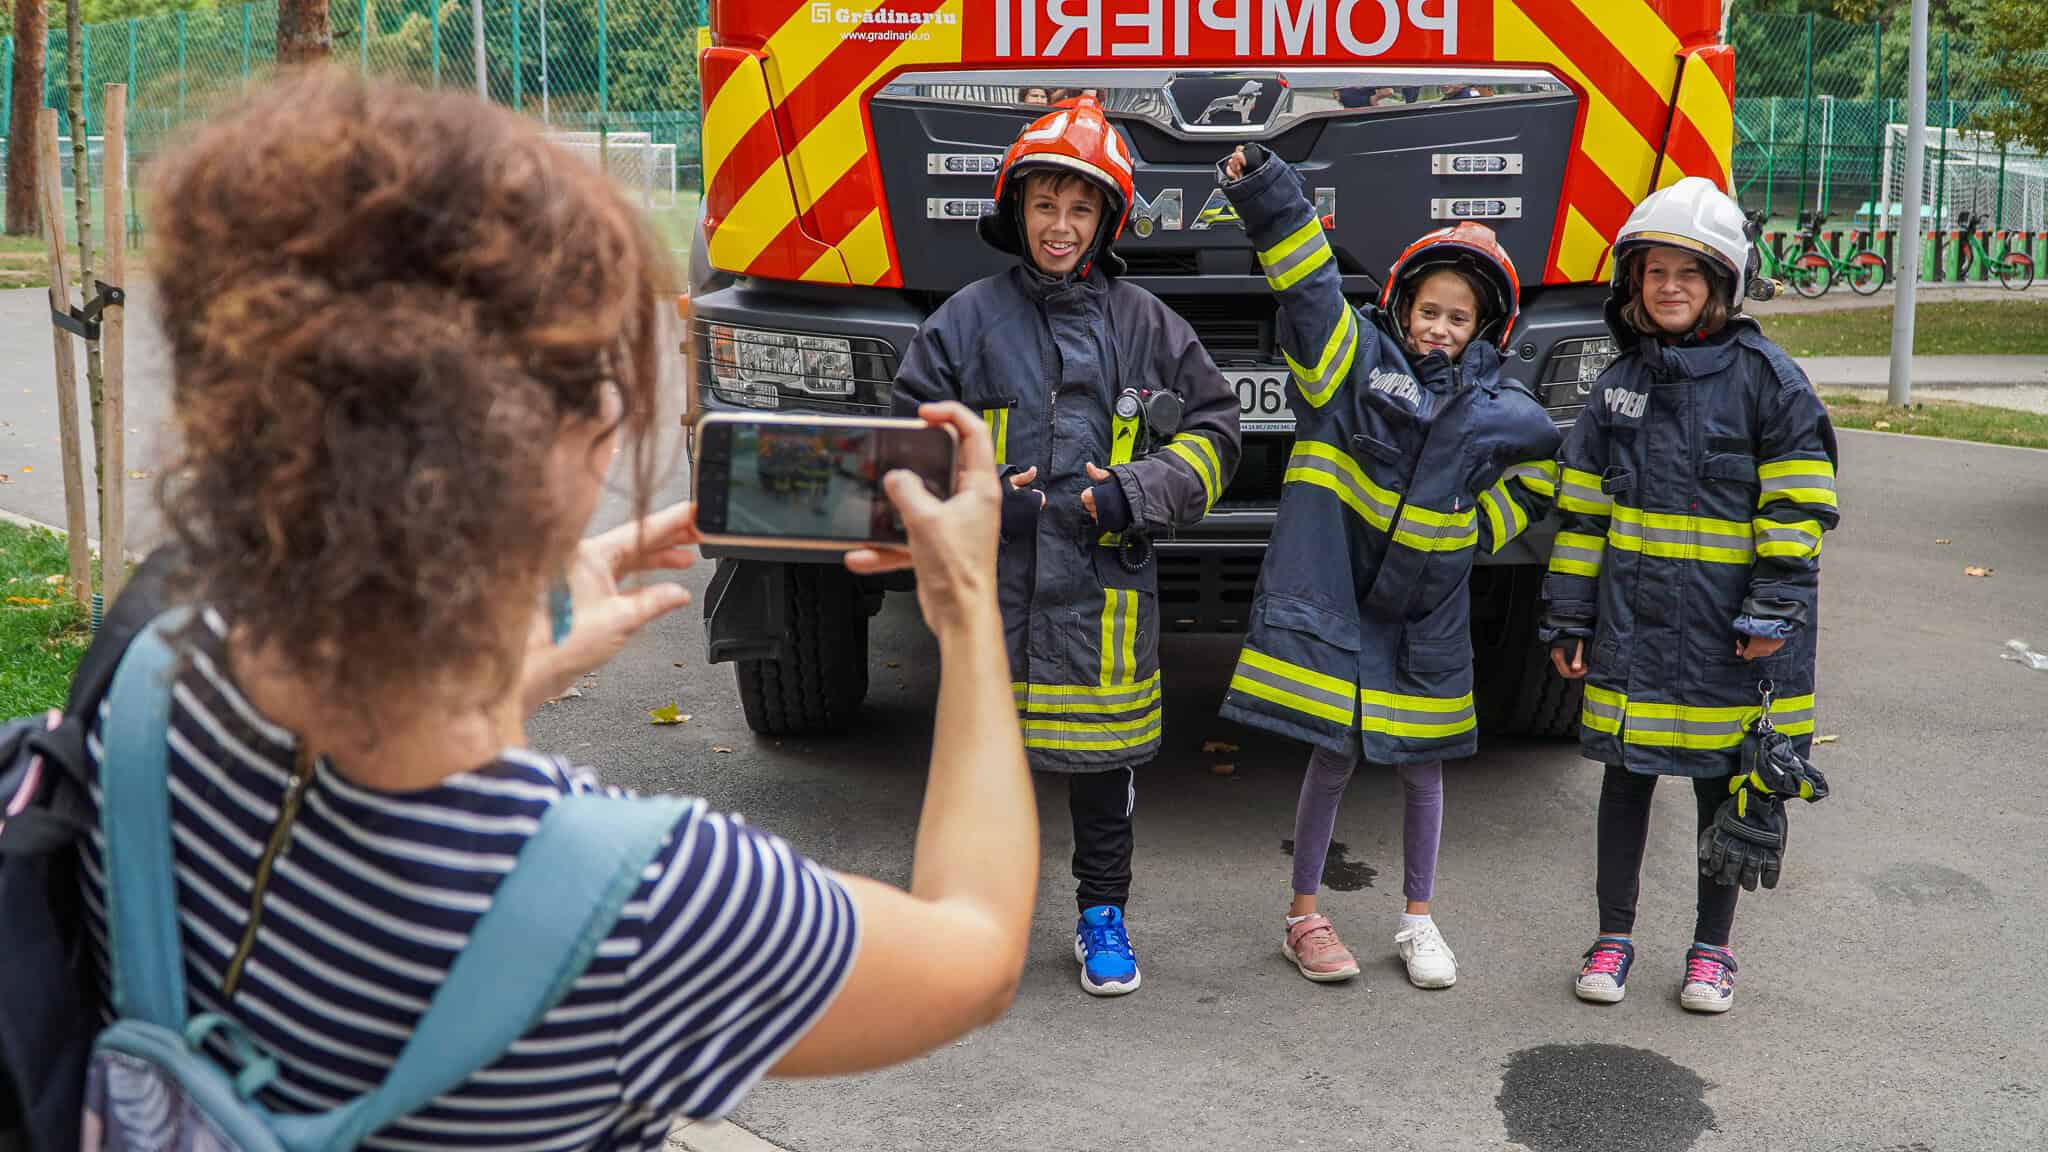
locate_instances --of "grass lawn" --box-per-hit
[0,521,92,716]
[1,233,49,291]
[1761,299,2048,357]
[1822,393,2048,451]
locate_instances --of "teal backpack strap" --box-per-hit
[99,606,197,1030]
[272,791,687,1152]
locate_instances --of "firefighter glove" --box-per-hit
[1699,786,1787,891]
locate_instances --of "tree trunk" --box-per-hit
[5,0,46,236]
[277,0,334,66]
[65,0,106,535]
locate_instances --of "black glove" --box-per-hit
[1741,726,1830,803]
[1221,142,1269,182]
[1699,786,1786,891]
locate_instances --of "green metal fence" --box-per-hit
[1,0,707,239]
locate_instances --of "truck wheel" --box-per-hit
[735,566,869,736]
[1478,636,1584,739]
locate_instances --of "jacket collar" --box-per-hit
[1606,301,1754,380]
[1012,259,1110,304]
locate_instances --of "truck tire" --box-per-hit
[734,566,869,736]
[1478,636,1583,740]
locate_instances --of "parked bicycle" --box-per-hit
[1748,211,1821,296]
[1787,211,1889,298]
[1955,211,2036,291]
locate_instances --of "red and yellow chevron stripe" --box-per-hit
[700,0,1734,289]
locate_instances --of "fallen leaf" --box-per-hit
[6,596,52,606]
[648,703,691,726]
[885,661,901,669]
[19,465,30,473]
[1202,740,1240,754]
[1211,762,1236,776]
[550,685,583,700]
[1873,420,1892,430]
[127,469,149,480]
[1814,734,1840,745]
[1935,538,1952,545]
[1966,566,1994,578]
[712,746,735,754]
[44,574,65,585]
[674,662,686,669]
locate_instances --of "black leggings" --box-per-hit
[1597,765,1739,947]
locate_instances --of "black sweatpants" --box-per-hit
[1597,764,1739,947]
[1067,768,1134,912]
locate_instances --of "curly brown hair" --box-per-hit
[151,69,667,712]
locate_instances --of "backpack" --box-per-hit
[1,548,181,1152]
[5,587,686,1152]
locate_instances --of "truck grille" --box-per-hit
[1159,294,1274,362]
[1158,549,1263,631]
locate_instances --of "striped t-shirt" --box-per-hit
[76,609,860,1151]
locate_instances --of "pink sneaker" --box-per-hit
[1283,914,1361,983]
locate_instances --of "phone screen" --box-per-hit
[696,419,955,547]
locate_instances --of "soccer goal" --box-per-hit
[1879,122,2048,234]
[547,130,679,209]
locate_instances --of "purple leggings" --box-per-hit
[1291,745,1444,902]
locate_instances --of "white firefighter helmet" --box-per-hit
[1611,176,1752,308]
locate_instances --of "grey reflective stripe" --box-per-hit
[1761,471,1835,495]
[1755,703,1813,727]
[1015,683,1162,715]
[1550,540,1605,568]
[1361,697,1476,728]
[1232,656,1357,716]
[1503,462,1556,492]
[1583,693,1625,726]
[1623,702,1812,737]
[1395,508,1478,548]
[1611,519,1754,552]
[1287,446,1399,523]
[1262,229,1331,285]
[1756,524,1821,549]
[1294,309,1358,391]
[1560,475,1609,511]
[1108,595,1131,684]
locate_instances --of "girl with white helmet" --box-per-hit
[1218,144,1561,990]
[1542,176,1841,1014]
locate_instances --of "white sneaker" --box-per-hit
[1395,920,1458,989]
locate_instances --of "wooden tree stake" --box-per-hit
[36,107,91,607]
[100,85,128,604]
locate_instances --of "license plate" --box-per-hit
[1230,370,1294,433]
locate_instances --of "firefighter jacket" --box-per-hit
[1214,154,1561,765]
[893,262,1241,772]
[1540,310,1840,778]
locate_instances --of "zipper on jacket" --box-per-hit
[220,743,316,1001]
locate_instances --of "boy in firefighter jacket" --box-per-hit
[892,98,1241,997]
[1216,145,1561,989]
[1543,177,1840,1015]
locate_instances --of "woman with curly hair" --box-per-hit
[71,71,1034,1148]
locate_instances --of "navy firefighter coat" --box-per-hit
[894,262,1241,773]
[1216,153,1562,766]
[1539,301,1841,778]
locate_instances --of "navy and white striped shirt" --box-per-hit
[76,610,860,1150]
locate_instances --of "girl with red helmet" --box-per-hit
[1217,144,1561,991]
[893,98,1242,998]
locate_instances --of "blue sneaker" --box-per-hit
[1679,944,1737,1014]
[1074,905,1141,996]
[1574,935,1634,1004]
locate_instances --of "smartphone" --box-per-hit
[693,413,957,549]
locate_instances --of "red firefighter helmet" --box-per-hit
[1378,221,1524,349]
[978,97,1136,277]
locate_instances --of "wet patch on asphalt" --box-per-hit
[1870,862,1992,907]
[1497,1043,1714,1152]
[1280,838,1378,891]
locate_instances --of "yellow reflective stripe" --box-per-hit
[1109,414,1140,468]
[1238,646,1355,699]
[1261,218,1334,292]
[1165,434,1222,509]
[1014,673,1161,709]
[1548,530,1607,578]
[1022,705,1164,751]
[1098,588,1139,688]
[1392,503,1479,553]
[1285,440,1400,532]
[983,408,1009,467]
[1758,457,1838,509]
[1234,646,1359,727]
[1581,684,1626,735]
[1478,480,1528,552]
[1282,306,1359,409]
[1359,688,1476,739]
[1608,506,1755,565]
[1505,459,1559,497]
[1754,517,1825,560]
[1230,671,1356,727]
[1558,467,1611,516]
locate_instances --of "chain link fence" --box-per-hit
[2,0,705,248]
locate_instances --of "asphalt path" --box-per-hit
[4,286,2045,1150]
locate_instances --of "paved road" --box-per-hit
[5,290,2047,1150]
[527,429,2048,1152]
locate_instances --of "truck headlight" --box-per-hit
[1540,336,1619,408]
[706,324,857,406]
